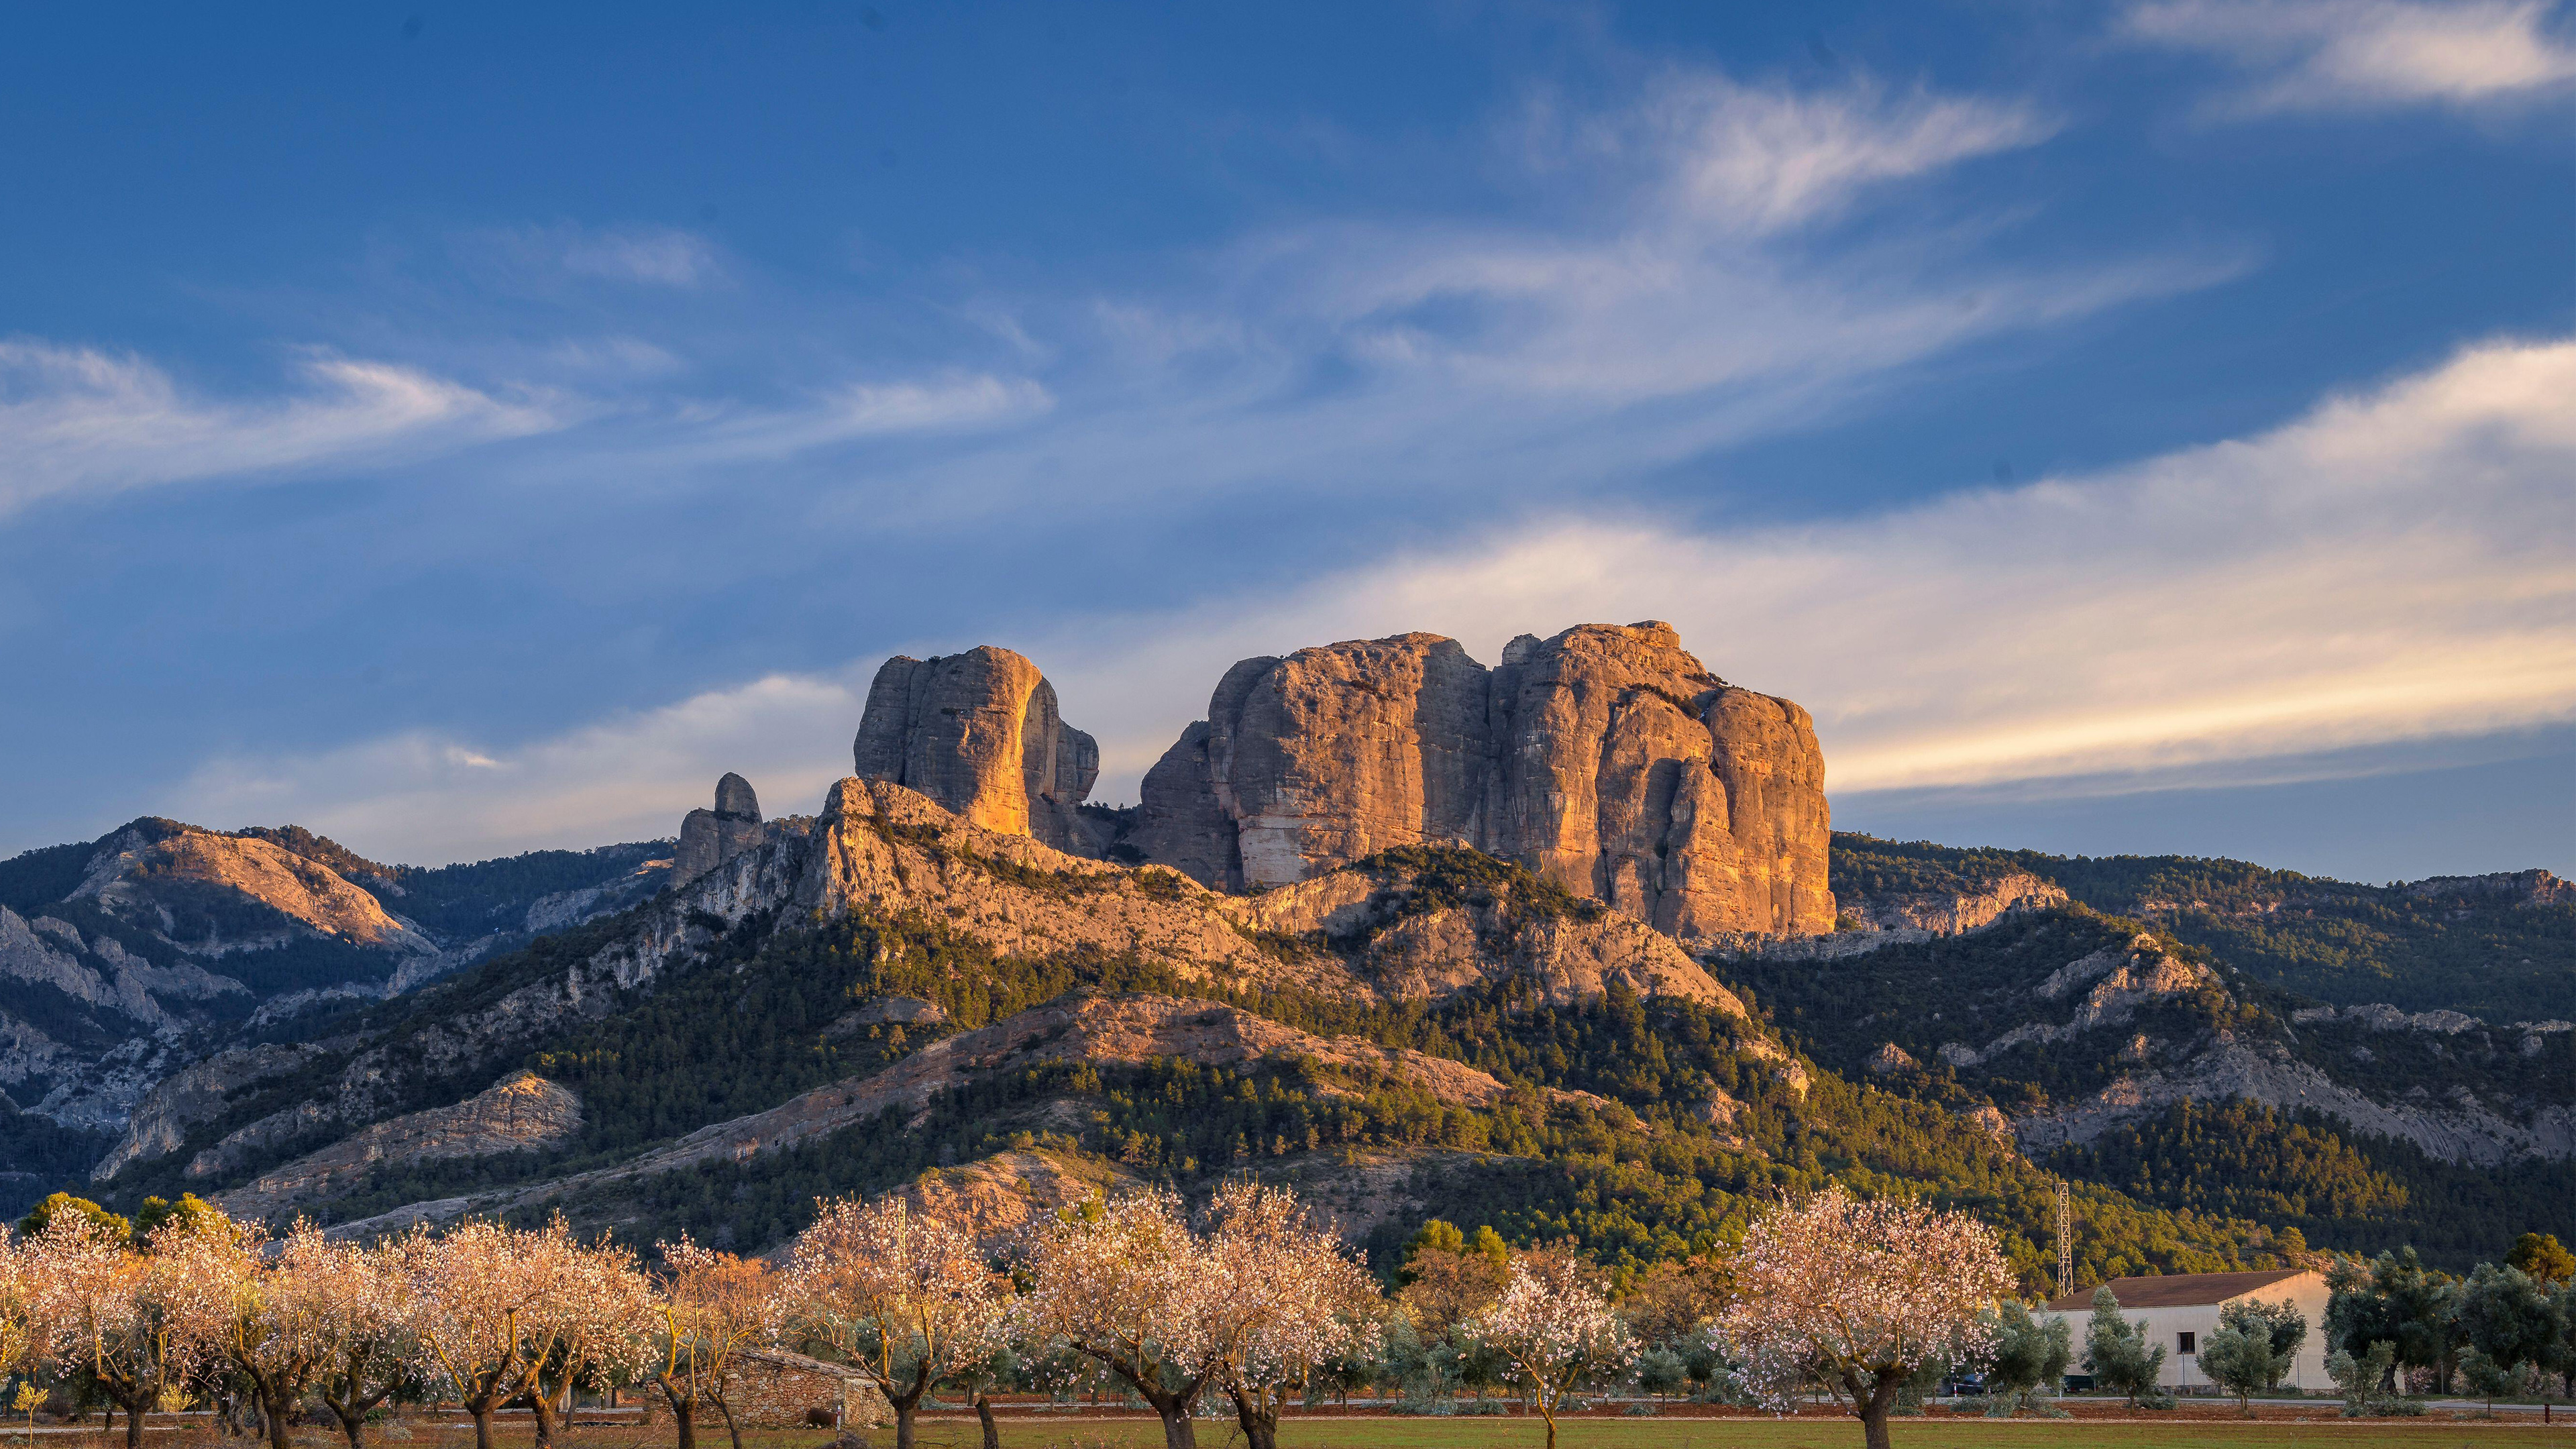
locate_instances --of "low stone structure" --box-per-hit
[637,1348,890,1430]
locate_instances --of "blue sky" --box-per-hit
[2,1,2570,881]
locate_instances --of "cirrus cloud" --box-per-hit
[2123,0,2576,113]
[0,341,569,516]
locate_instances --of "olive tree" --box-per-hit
[2198,1297,2306,1416]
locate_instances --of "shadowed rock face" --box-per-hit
[674,771,764,884]
[851,647,1101,853]
[1136,621,1834,941]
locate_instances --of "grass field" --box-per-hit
[315,1409,2570,1449]
[845,1416,2565,1449]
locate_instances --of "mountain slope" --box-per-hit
[0,818,672,1193]
[63,776,2530,1291]
[1714,897,2573,1267]
[1833,833,2576,1021]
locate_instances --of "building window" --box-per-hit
[2178,1332,2196,1355]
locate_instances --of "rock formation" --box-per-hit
[674,772,764,884]
[1134,621,1834,941]
[851,647,1102,854]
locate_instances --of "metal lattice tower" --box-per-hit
[2056,1179,2074,1298]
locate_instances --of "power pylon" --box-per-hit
[2055,1179,2074,1298]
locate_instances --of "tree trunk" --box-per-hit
[657,1383,698,1449]
[264,1389,297,1449]
[468,1406,495,1449]
[530,1387,559,1449]
[115,1390,148,1449]
[327,1402,368,1449]
[1858,1371,1902,1449]
[975,1393,1000,1449]
[1224,1386,1277,1449]
[712,1397,743,1449]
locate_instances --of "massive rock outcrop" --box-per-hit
[673,773,765,884]
[851,647,1102,854]
[1134,622,1833,941]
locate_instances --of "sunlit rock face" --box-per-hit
[1135,621,1835,941]
[851,646,1101,855]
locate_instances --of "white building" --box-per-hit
[2039,1268,2332,1393]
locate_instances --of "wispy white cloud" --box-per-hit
[1637,74,2056,233]
[2123,0,2576,113]
[669,373,1056,464]
[462,222,729,288]
[0,341,568,516]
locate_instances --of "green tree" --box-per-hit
[2508,1233,2575,1287]
[15,1193,127,1243]
[2455,1264,2559,1409]
[128,1194,219,1244]
[2080,1288,2169,1409]
[2326,1342,2400,1417]
[1983,1301,2071,1416]
[2198,1298,2306,1415]
[2326,1248,2459,1392]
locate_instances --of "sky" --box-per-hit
[1,1,2571,883]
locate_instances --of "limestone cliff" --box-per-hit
[674,772,765,884]
[1135,622,1833,941]
[851,647,1102,855]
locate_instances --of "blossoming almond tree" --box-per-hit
[647,1238,784,1449]
[1460,1246,1636,1449]
[401,1218,606,1449]
[156,1213,347,1449]
[788,1198,1007,1449]
[30,1213,181,1449]
[1022,1190,1220,1449]
[1713,1188,2014,1449]
[522,1228,655,1449]
[307,1236,421,1449]
[1199,1183,1379,1449]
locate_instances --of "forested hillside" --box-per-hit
[23,786,2565,1293]
[1721,899,2573,1269]
[1833,833,2576,1020]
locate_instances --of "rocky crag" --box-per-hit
[1132,622,1833,943]
[851,647,1103,855]
[674,773,765,884]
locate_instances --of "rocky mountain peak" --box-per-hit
[851,647,1102,855]
[1133,621,1833,941]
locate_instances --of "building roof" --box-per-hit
[2043,1269,2314,1312]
